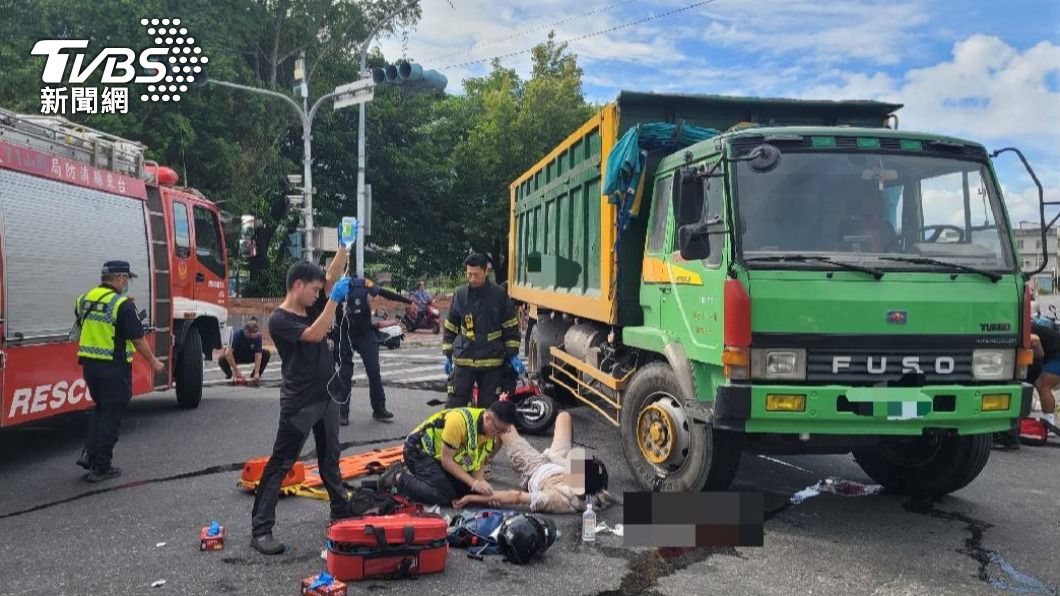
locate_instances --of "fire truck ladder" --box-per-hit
[144,162,173,390]
[0,108,145,177]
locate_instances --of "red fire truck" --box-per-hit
[0,108,229,427]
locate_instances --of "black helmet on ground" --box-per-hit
[498,513,557,564]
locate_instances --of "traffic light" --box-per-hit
[372,61,447,94]
[285,174,305,209]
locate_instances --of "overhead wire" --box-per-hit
[426,0,641,63]
[439,0,720,70]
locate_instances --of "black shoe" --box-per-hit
[85,467,122,483]
[379,462,405,491]
[251,533,286,555]
[339,415,350,426]
[330,506,357,524]
[76,449,90,470]
[372,410,394,421]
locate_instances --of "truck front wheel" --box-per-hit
[852,433,992,498]
[621,362,742,492]
[175,326,204,409]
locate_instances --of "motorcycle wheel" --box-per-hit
[515,394,557,434]
[431,321,441,334]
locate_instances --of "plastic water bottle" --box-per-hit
[581,499,596,543]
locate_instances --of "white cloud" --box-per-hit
[698,0,930,66]
[797,35,1060,194]
[803,36,1060,143]
[1000,183,1060,228]
[375,0,702,92]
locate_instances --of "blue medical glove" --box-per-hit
[509,355,527,376]
[330,277,351,302]
[444,355,453,376]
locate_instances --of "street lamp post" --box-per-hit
[208,79,348,264]
[354,0,421,277]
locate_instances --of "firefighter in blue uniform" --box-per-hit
[74,261,165,482]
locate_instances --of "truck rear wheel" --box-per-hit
[852,433,992,498]
[175,326,204,409]
[621,362,742,492]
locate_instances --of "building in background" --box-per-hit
[1014,224,1058,295]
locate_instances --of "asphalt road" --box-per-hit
[2,349,1059,595]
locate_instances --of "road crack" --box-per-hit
[0,436,406,520]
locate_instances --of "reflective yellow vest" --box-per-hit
[75,286,135,364]
[413,408,496,473]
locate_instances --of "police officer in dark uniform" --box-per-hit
[74,261,165,482]
[443,254,523,409]
[333,276,393,424]
[326,243,411,425]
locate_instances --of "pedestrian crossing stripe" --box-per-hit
[886,401,930,420]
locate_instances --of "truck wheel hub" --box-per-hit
[636,396,689,469]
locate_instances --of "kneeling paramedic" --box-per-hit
[442,254,523,408]
[453,411,613,513]
[250,259,356,556]
[385,401,518,506]
[75,261,165,482]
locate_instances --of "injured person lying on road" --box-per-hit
[452,411,613,513]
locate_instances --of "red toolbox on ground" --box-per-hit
[326,512,448,581]
[1019,417,1049,446]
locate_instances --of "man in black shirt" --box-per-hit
[219,318,270,384]
[251,259,354,555]
[74,260,165,482]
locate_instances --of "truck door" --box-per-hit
[190,204,226,304]
[641,174,674,329]
[170,198,193,300]
[664,158,727,360]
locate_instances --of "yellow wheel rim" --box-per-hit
[637,403,677,465]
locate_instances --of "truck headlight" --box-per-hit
[972,350,1015,380]
[751,349,806,380]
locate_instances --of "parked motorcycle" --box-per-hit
[373,310,404,350]
[401,298,441,334]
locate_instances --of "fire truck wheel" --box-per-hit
[175,326,204,409]
[852,433,992,498]
[621,362,742,492]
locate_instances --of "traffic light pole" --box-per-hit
[355,0,421,277]
[209,78,347,264]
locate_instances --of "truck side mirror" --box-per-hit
[672,167,705,226]
[677,216,724,261]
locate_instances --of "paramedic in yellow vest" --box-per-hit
[383,401,517,506]
[74,260,164,483]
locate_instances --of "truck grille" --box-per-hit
[805,349,974,384]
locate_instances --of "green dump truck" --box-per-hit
[508,91,1045,497]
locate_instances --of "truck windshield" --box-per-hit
[735,151,1015,273]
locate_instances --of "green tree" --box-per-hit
[448,32,594,282]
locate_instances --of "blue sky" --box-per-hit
[379,0,1059,223]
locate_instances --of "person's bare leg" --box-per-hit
[1035,373,1059,423]
[548,411,573,459]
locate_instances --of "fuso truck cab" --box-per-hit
[510,91,1045,498]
